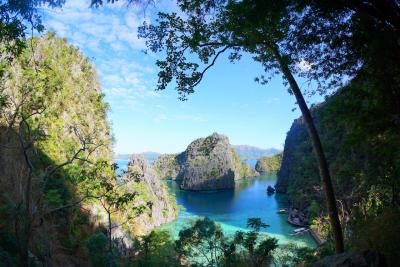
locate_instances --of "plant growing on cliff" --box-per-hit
[255,153,282,173]
[138,0,344,253]
[0,33,116,265]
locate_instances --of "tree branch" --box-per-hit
[192,45,231,88]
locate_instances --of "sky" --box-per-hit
[40,0,324,154]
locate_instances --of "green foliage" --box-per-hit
[246,217,270,231]
[308,201,320,220]
[175,217,278,267]
[138,1,294,100]
[0,0,65,75]
[86,232,118,267]
[175,217,227,266]
[274,243,323,267]
[0,33,119,264]
[278,71,400,261]
[285,1,400,95]
[153,153,181,179]
[132,230,180,267]
[255,153,282,173]
[350,209,400,266]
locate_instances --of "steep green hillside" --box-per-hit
[0,33,176,266]
[153,153,183,179]
[0,32,114,265]
[154,133,259,190]
[125,155,178,235]
[277,78,400,264]
[255,153,282,173]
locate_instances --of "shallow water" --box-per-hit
[163,174,315,247]
[115,159,315,247]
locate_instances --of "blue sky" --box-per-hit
[41,0,323,154]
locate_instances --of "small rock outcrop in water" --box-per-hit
[255,153,283,173]
[267,185,275,194]
[124,155,178,234]
[179,133,258,190]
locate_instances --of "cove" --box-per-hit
[115,159,316,247]
[162,174,315,247]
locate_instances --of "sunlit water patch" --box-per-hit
[115,160,315,247]
[163,175,315,247]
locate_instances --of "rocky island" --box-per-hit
[124,155,178,234]
[154,133,259,190]
[255,153,282,173]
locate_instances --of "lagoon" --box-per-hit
[115,159,315,247]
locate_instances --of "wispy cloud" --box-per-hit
[154,113,207,123]
[264,97,280,105]
[43,0,147,51]
[41,1,161,112]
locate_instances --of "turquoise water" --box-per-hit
[115,160,315,247]
[163,175,315,247]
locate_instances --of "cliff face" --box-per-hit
[275,117,312,194]
[153,153,183,180]
[0,33,114,265]
[255,153,282,173]
[125,155,178,234]
[178,133,258,190]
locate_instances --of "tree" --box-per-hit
[0,34,114,266]
[231,217,277,267]
[138,0,344,253]
[134,229,180,266]
[284,1,400,94]
[87,168,146,256]
[175,217,228,266]
[0,0,64,59]
[175,217,277,267]
[90,0,153,7]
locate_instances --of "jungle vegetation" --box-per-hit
[0,0,399,266]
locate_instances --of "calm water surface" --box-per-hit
[116,160,315,247]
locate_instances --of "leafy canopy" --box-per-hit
[138,0,297,100]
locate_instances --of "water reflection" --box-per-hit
[165,174,315,247]
[115,159,315,247]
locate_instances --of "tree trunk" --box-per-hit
[270,44,345,253]
[108,210,112,254]
[21,140,34,267]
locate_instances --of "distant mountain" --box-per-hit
[233,145,280,160]
[115,152,161,163]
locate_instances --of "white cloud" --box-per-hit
[41,1,161,113]
[154,113,168,122]
[154,113,207,123]
[265,97,280,104]
[43,1,147,51]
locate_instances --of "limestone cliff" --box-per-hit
[255,153,282,173]
[153,153,183,180]
[275,117,311,194]
[124,155,178,235]
[178,133,258,190]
